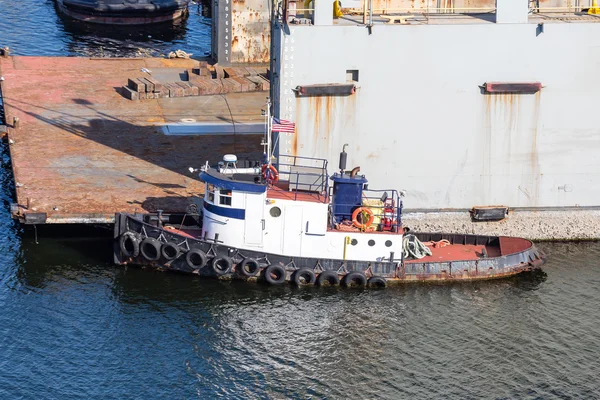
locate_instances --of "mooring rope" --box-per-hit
[402,234,432,260]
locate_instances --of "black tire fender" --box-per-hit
[212,256,233,276]
[237,258,261,277]
[119,232,139,258]
[161,242,181,261]
[140,238,161,261]
[367,276,387,289]
[292,268,316,286]
[185,249,208,270]
[264,264,286,285]
[315,270,340,287]
[341,271,367,288]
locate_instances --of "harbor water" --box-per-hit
[1,2,600,398]
[0,0,211,58]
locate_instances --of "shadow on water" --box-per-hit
[14,225,113,290]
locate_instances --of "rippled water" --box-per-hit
[2,3,600,399]
[0,0,211,58]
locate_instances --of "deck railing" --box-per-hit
[276,155,329,202]
[331,188,403,232]
[285,1,597,26]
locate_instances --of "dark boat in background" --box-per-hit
[56,0,190,25]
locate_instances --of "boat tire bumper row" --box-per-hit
[114,213,546,287]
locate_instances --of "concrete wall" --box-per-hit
[273,23,600,215]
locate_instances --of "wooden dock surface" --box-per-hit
[0,56,264,224]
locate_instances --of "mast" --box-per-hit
[266,97,272,166]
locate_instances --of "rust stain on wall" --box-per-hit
[324,96,333,141]
[292,131,298,156]
[312,96,321,141]
[530,91,542,205]
[483,90,542,207]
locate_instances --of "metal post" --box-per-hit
[157,209,163,227]
[267,98,272,166]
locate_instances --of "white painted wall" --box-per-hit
[274,22,600,209]
[496,0,528,23]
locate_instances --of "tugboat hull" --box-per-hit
[114,213,545,286]
[56,0,189,25]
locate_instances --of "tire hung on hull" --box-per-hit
[161,242,181,261]
[186,249,208,270]
[292,268,316,286]
[212,256,233,276]
[237,258,261,277]
[119,232,140,258]
[341,272,367,288]
[264,265,286,285]
[140,238,161,261]
[316,271,340,287]
[367,276,387,288]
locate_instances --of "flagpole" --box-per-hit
[262,104,268,159]
[267,97,272,167]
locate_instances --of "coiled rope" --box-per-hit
[402,234,433,260]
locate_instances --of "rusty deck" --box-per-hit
[0,56,265,224]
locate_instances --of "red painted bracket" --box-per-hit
[483,82,542,94]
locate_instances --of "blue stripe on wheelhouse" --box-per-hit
[203,201,246,220]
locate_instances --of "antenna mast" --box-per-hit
[266,97,272,166]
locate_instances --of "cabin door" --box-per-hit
[282,206,303,256]
[244,194,264,246]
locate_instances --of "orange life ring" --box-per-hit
[352,207,374,229]
[261,164,279,183]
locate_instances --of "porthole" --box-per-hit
[385,240,392,247]
[351,239,358,246]
[269,206,282,217]
[368,239,375,247]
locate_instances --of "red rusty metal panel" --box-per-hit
[231,0,271,64]
[499,237,534,255]
[296,83,356,96]
[484,82,542,93]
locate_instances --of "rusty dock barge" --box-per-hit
[0,55,268,225]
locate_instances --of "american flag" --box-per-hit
[271,117,296,133]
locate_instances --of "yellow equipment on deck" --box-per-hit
[303,0,343,18]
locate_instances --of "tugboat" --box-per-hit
[113,102,545,288]
[56,0,190,25]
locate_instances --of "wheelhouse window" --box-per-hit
[207,184,216,203]
[219,189,232,206]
